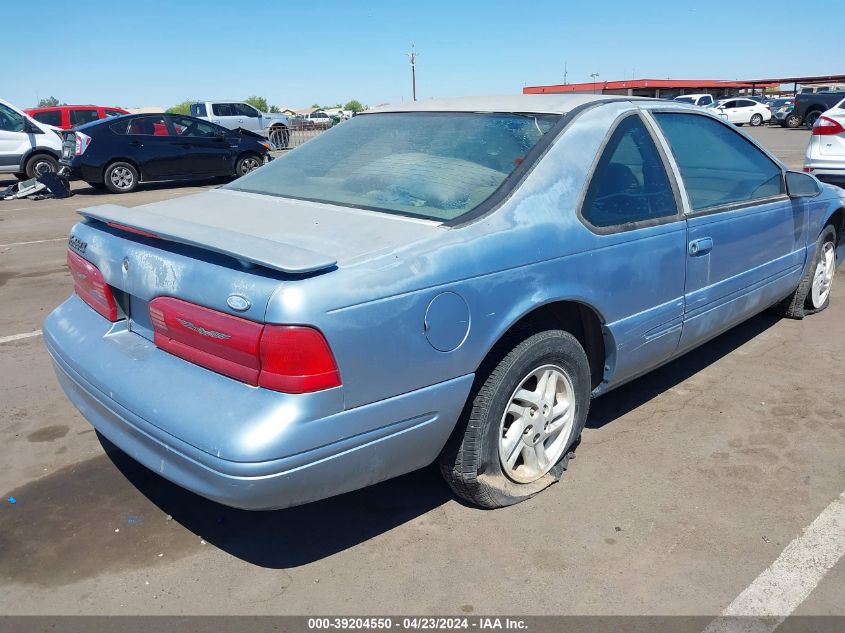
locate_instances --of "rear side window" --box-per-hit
[581,114,677,229]
[190,103,207,117]
[70,109,100,126]
[700,96,713,106]
[104,109,125,118]
[126,116,171,136]
[32,110,62,126]
[212,103,236,116]
[654,113,784,211]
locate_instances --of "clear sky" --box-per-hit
[4,0,841,110]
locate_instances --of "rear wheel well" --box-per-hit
[21,148,59,167]
[482,301,607,391]
[828,208,844,243]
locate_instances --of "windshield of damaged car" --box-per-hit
[226,112,560,221]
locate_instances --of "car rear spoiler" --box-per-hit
[77,204,337,274]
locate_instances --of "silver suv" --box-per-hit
[190,101,290,149]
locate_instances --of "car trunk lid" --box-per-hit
[77,187,443,273]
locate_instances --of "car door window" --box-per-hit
[190,103,207,117]
[212,103,236,117]
[170,116,220,138]
[721,100,736,109]
[104,109,125,118]
[580,114,678,229]
[0,104,25,132]
[70,109,100,126]
[33,111,62,126]
[127,116,171,136]
[654,113,784,211]
[235,103,259,117]
[700,96,713,106]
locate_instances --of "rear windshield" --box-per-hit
[226,112,560,221]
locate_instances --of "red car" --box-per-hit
[24,105,129,129]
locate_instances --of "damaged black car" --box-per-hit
[59,113,272,193]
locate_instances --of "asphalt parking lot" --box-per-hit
[1,125,843,617]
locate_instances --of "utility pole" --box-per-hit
[407,44,417,101]
[564,61,568,85]
[590,72,600,94]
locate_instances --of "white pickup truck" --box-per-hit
[190,101,290,149]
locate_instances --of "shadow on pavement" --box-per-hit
[101,435,451,569]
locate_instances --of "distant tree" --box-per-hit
[245,95,273,113]
[268,105,281,113]
[38,96,60,108]
[166,100,193,115]
[310,103,322,109]
[344,100,364,113]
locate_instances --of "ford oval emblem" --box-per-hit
[227,294,251,312]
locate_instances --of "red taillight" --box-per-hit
[149,297,263,384]
[812,116,845,136]
[67,249,119,321]
[259,326,341,393]
[74,131,92,156]
[148,298,340,393]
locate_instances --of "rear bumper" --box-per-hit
[804,157,845,186]
[44,296,473,510]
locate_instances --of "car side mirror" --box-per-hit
[785,171,822,198]
[23,119,43,134]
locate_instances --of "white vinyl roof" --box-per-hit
[366,94,651,115]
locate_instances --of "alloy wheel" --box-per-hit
[110,166,134,190]
[811,241,836,308]
[498,364,576,484]
[239,157,261,175]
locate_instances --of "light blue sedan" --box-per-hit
[44,95,844,509]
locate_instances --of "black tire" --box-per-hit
[804,110,822,129]
[439,329,590,508]
[772,224,837,319]
[103,161,139,194]
[235,153,262,177]
[24,153,58,179]
[750,113,763,127]
[785,113,803,129]
[269,125,289,149]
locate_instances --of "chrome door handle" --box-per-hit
[689,237,713,256]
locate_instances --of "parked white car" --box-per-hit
[673,93,715,107]
[804,97,845,187]
[190,101,290,149]
[708,98,772,126]
[0,97,64,180]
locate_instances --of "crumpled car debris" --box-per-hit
[2,172,72,201]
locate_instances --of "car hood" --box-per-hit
[77,188,443,274]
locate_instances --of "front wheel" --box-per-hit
[235,154,262,177]
[269,125,289,149]
[439,329,590,508]
[785,113,802,129]
[24,153,58,179]
[773,224,837,319]
[750,113,763,126]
